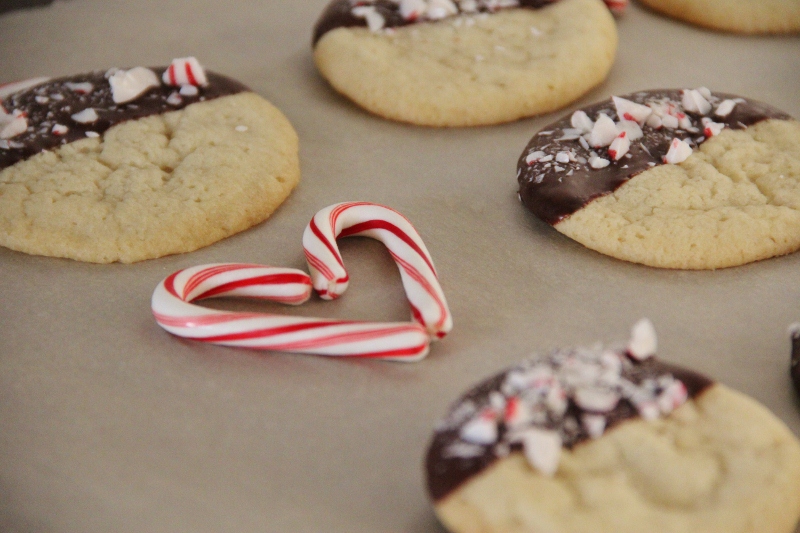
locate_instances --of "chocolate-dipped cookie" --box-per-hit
[426,320,800,533]
[637,0,800,34]
[517,88,800,269]
[312,0,617,127]
[0,58,300,263]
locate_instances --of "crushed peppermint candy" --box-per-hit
[313,0,625,44]
[108,67,160,104]
[64,81,94,94]
[664,138,692,164]
[516,89,792,225]
[51,124,68,135]
[70,108,99,124]
[0,109,28,140]
[163,57,209,88]
[426,321,714,500]
[0,77,50,99]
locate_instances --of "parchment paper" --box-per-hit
[1,2,799,531]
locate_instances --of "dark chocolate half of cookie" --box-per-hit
[312,0,557,45]
[791,326,800,395]
[425,343,713,502]
[516,89,791,225]
[0,69,248,171]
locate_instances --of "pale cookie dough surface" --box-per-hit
[556,119,800,269]
[636,0,800,34]
[0,93,300,263]
[313,0,618,127]
[436,384,800,533]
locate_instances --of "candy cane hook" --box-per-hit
[302,201,452,340]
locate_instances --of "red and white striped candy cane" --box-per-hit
[151,263,432,361]
[603,0,628,16]
[162,57,208,87]
[303,201,452,340]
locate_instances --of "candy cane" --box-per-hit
[603,0,628,15]
[152,263,433,361]
[303,202,452,340]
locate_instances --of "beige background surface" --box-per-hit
[1,1,799,532]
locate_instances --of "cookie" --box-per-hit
[312,0,618,127]
[0,58,300,263]
[516,88,800,269]
[636,0,800,34]
[426,320,800,533]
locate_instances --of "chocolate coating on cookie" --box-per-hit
[791,326,800,395]
[0,69,248,171]
[517,90,792,225]
[312,0,556,45]
[425,345,713,502]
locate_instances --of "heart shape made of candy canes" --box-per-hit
[151,202,452,361]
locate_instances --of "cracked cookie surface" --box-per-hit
[312,0,617,127]
[0,92,300,263]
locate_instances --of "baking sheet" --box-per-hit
[1,1,799,532]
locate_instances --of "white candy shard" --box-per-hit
[589,114,618,148]
[696,86,712,100]
[663,138,693,164]
[166,92,182,106]
[628,318,657,360]
[399,0,427,19]
[109,67,160,104]
[661,114,679,129]
[545,383,568,417]
[352,6,387,31]
[612,96,652,125]
[0,77,50,99]
[701,117,725,138]
[616,120,643,141]
[658,380,688,414]
[162,56,208,87]
[51,123,68,135]
[64,81,94,94]
[646,113,663,129]
[525,150,547,165]
[522,428,562,476]
[714,99,737,117]
[589,155,610,169]
[71,108,99,124]
[426,0,458,19]
[460,409,498,445]
[555,151,571,164]
[0,110,28,139]
[582,414,606,438]
[570,110,594,133]
[179,85,199,97]
[681,89,712,115]
[608,131,630,161]
[637,400,661,421]
[574,387,621,412]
